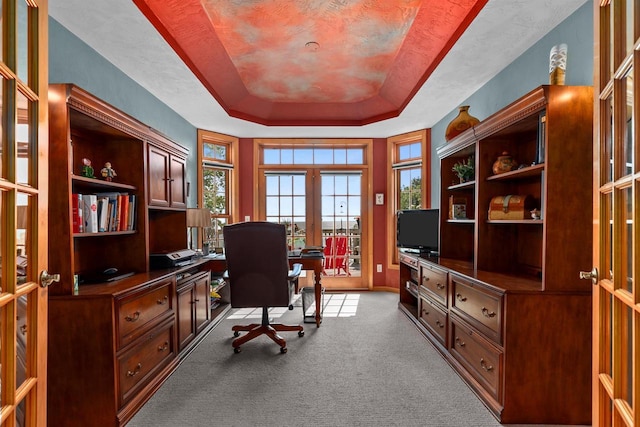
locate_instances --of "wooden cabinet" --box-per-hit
[177,270,211,352]
[147,139,187,209]
[46,84,228,426]
[399,86,593,424]
[47,275,179,427]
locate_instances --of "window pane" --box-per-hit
[604,94,613,183]
[263,148,279,164]
[346,149,363,164]
[315,149,332,164]
[604,192,613,281]
[399,168,422,209]
[17,0,29,83]
[203,142,227,161]
[294,148,312,164]
[621,186,633,293]
[17,91,30,186]
[203,168,227,214]
[334,148,346,164]
[623,72,634,175]
[17,193,30,286]
[16,294,28,391]
[625,0,635,57]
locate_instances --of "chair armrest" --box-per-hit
[288,263,302,280]
[222,270,229,280]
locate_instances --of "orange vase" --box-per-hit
[445,105,480,141]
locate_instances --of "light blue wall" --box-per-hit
[48,18,199,207]
[430,2,594,207]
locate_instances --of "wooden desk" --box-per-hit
[201,254,324,327]
[287,254,323,327]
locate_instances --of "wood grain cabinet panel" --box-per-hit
[117,279,173,348]
[450,316,502,403]
[450,275,502,343]
[419,296,447,346]
[117,317,176,407]
[419,262,448,307]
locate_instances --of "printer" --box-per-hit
[150,249,197,269]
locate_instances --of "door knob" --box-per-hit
[40,270,60,288]
[579,267,598,285]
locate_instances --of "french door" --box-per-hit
[3,0,50,425]
[593,0,639,425]
[256,140,371,290]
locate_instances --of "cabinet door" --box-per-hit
[169,155,187,209]
[194,274,211,334]
[176,284,195,350]
[147,145,171,207]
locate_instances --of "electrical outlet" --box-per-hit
[244,215,250,222]
[376,264,382,273]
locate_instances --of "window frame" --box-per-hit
[197,130,239,248]
[387,129,431,268]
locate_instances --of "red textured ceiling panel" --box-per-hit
[133,0,488,126]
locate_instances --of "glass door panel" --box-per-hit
[594,2,639,425]
[265,173,307,250]
[320,172,361,281]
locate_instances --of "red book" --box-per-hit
[72,194,83,233]
[118,194,129,231]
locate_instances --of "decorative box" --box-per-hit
[488,195,536,220]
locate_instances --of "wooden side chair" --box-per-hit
[223,221,304,354]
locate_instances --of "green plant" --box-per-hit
[452,155,475,182]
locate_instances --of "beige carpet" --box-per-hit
[127,291,588,427]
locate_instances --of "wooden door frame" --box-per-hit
[253,138,373,289]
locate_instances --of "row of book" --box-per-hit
[72,192,136,233]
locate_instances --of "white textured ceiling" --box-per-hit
[49,0,589,138]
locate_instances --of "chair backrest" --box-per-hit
[223,221,290,308]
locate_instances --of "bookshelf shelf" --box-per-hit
[71,175,137,191]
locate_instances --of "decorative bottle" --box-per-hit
[445,106,480,141]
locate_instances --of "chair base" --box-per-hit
[232,307,304,353]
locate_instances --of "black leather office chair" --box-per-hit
[223,221,304,353]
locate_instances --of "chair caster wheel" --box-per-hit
[298,330,305,337]
[280,347,287,354]
[289,304,294,310]
[233,347,241,354]
[233,331,240,337]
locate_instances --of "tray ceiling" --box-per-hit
[132,0,487,126]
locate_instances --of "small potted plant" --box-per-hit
[452,155,475,183]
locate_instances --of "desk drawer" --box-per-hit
[117,278,174,348]
[450,275,502,343]
[117,318,175,407]
[450,317,503,403]
[419,296,447,346]
[419,263,447,306]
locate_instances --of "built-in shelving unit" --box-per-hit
[399,85,594,424]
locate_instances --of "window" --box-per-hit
[387,130,430,266]
[198,130,239,250]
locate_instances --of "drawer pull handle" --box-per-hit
[436,283,445,290]
[456,293,467,302]
[455,337,465,347]
[422,276,430,282]
[422,309,429,316]
[125,311,140,322]
[480,358,494,372]
[157,296,168,305]
[127,363,142,377]
[435,320,444,328]
[158,341,169,352]
[481,307,496,318]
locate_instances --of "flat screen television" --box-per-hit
[396,209,439,256]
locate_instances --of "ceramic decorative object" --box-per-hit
[549,43,567,85]
[445,106,480,141]
[492,151,518,175]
